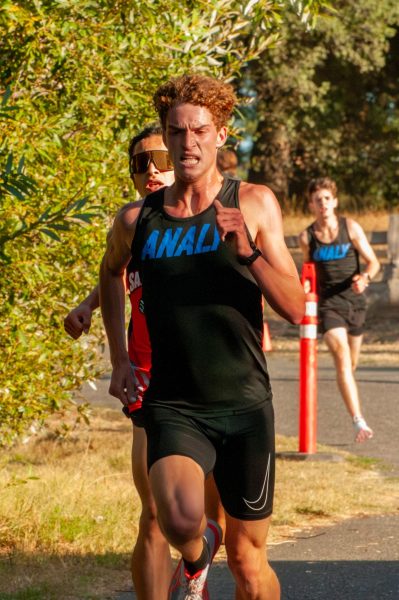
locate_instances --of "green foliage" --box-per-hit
[0,0,325,443]
[246,0,399,210]
[0,85,104,444]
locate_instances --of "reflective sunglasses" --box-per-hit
[130,149,173,175]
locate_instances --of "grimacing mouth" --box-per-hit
[179,154,200,164]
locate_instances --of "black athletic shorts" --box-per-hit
[144,402,275,521]
[319,304,366,336]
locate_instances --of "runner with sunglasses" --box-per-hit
[100,74,305,600]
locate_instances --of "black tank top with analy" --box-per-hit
[307,217,365,311]
[131,176,272,416]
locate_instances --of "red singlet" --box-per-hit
[125,261,151,408]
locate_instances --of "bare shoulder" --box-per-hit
[238,181,281,226]
[239,181,278,207]
[106,200,145,259]
[238,182,287,259]
[346,217,365,240]
[116,199,145,229]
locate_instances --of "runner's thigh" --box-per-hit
[213,403,275,521]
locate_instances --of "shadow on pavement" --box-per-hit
[272,560,399,600]
[115,559,398,600]
[208,560,399,600]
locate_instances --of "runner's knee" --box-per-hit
[157,497,204,546]
[331,345,352,371]
[161,515,203,547]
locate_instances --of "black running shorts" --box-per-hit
[144,402,275,521]
[319,304,366,336]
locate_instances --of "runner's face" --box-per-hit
[132,135,174,198]
[309,188,338,219]
[163,103,227,182]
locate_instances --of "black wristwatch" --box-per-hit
[237,242,262,266]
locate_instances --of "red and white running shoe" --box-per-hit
[168,520,222,599]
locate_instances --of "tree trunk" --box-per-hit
[248,122,291,205]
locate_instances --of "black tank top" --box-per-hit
[308,217,365,310]
[132,177,271,416]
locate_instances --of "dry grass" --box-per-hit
[0,410,137,599]
[0,409,398,599]
[0,412,139,558]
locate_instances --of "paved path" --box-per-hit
[79,353,399,599]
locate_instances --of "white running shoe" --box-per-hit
[168,519,222,599]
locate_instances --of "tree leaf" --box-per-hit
[2,182,26,201]
[40,228,61,241]
[5,153,13,175]
[17,157,25,175]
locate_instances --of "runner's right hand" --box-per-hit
[64,305,92,339]
[109,358,136,407]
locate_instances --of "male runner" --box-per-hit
[299,177,380,442]
[64,125,176,599]
[100,74,305,600]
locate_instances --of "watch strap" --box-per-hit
[237,242,262,266]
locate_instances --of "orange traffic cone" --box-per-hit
[262,321,272,352]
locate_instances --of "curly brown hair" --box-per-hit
[153,74,237,130]
[307,177,338,199]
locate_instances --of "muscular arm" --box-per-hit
[214,185,305,324]
[347,219,380,293]
[244,187,305,324]
[99,202,142,404]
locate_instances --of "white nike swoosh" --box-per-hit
[242,453,271,512]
